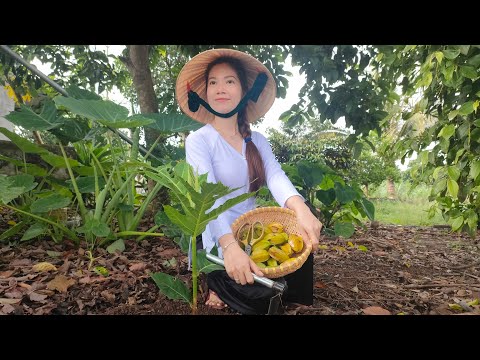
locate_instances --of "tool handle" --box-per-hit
[206,253,285,293]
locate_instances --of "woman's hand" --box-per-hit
[219,234,264,285]
[286,196,322,251]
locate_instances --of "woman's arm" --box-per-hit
[255,133,322,250]
[186,133,263,284]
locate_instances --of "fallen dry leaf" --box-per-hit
[29,292,48,302]
[10,259,31,266]
[0,270,15,278]
[129,262,147,272]
[46,275,76,293]
[314,281,326,289]
[101,290,116,303]
[0,298,22,304]
[362,306,391,315]
[32,262,58,273]
[157,248,182,258]
[1,304,16,314]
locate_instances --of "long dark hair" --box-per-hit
[206,56,266,192]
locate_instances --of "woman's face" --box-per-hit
[206,63,243,115]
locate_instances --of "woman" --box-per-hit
[176,48,322,314]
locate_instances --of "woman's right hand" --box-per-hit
[221,236,264,285]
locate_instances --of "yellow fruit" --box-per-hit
[269,232,288,246]
[268,247,290,263]
[288,234,304,253]
[267,222,284,233]
[252,240,271,251]
[267,258,278,267]
[250,249,270,263]
[280,243,293,256]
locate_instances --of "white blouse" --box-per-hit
[185,123,303,258]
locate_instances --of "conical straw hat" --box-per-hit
[175,48,277,124]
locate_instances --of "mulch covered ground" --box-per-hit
[1,214,480,315]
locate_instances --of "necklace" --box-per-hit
[212,125,239,139]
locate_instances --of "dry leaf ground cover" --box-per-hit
[1,206,480,315]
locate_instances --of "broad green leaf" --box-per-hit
[101,115,154,129]
[77,218,110,237]
[360,198,375,220]
[5,101,63,131]
[106,239,125,254]
[438,124,455,139]
[316,188,336,206]
[143,113,203,133]
[40,153,80,168]
[30,194,71,213]
[0,175,37,204]
[0,128,48,154]
[49,117,91,143]
[447,166,460,181]
[353,142,363,159]
[458,45,470,55]
[66,85,102,100]
[458,101,475,116]
[447,178,459,198]
[0,155,47,176]
[334,183,359,204]
[432,179,446,194]
[297,161,325,188]
[448,110,459,121]
[442,64,454,81]
[469,161,480,180]
[451,216,463,231]
[419,151,429,166]
[10,174,37,193]
[467,54,480,67]
[334,222,355,238]
[21,223,47,241]
[434,51,444,64]
[146,162,255,237]
[467,212,478,230]
[196,250,223,274]
[54,96,150,128]
[66,176,106,193]
[150,272,191,303]
[460,66,478,80]
[443,49,460,60]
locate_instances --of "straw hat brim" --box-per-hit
[175,48,277,124]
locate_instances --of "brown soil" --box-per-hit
[1,220,480,315]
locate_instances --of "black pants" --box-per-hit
[197,235,313,314]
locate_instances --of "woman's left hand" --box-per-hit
[286,196,322,251]
[295,206,322,251]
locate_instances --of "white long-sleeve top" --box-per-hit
[185,123,303,258]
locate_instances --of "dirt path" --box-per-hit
[1,224,479,315]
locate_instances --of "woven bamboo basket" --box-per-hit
[231,206,312,279]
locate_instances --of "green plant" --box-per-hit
[146,161,255,314]
[282,160,375,238]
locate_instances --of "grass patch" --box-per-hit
[368,180,447,226]
[370,199,446,226]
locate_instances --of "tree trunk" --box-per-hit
[122,45,164,149]
[120,45,169,214]
[386,177,396,199]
